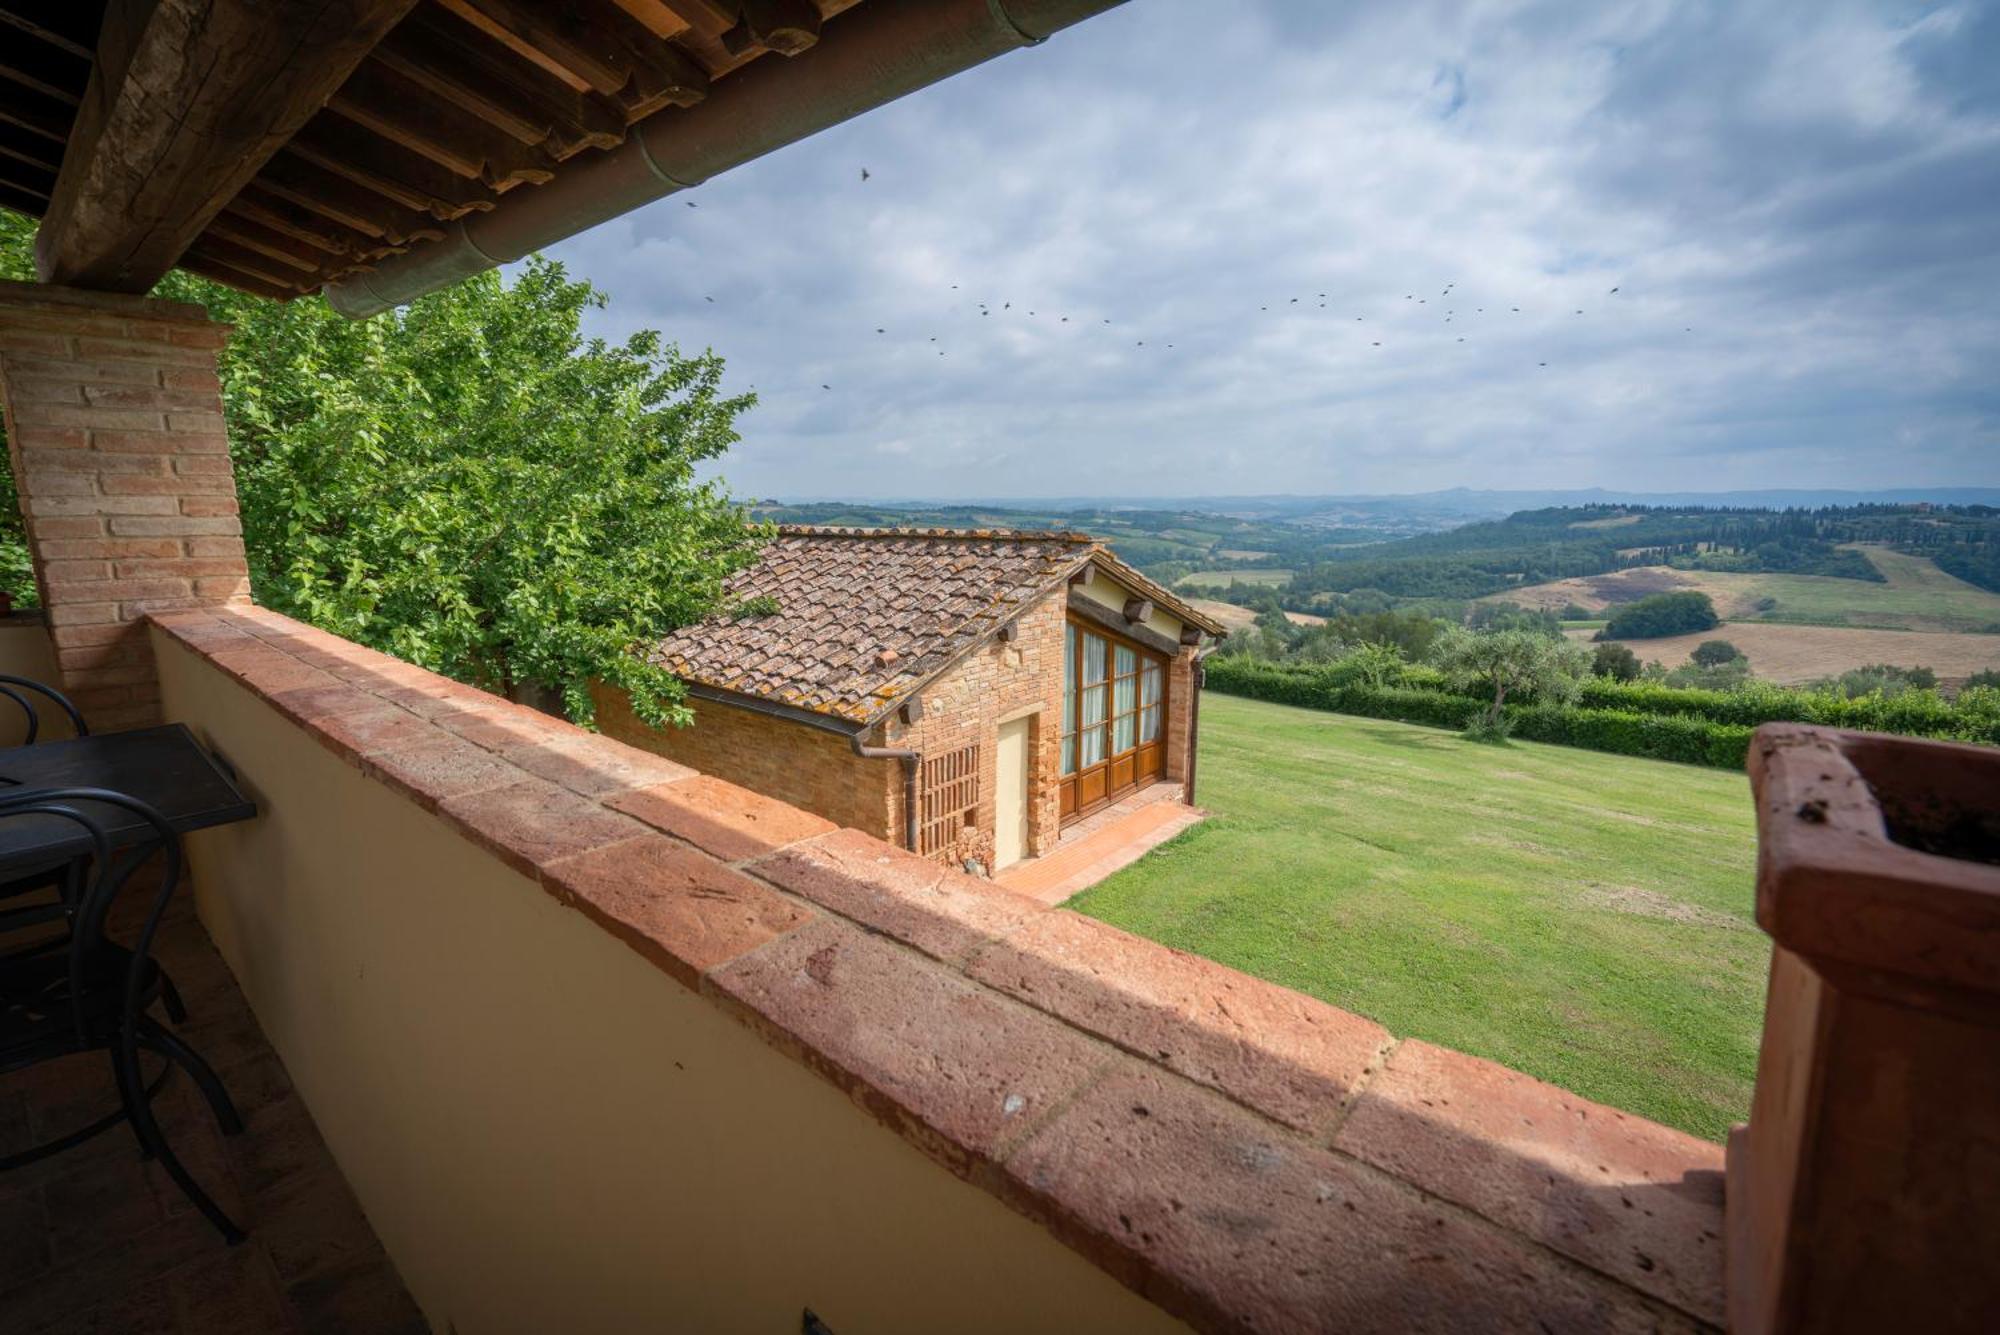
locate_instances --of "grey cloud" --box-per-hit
[541,0,2000,499]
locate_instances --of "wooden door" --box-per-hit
[995,716,1030,869]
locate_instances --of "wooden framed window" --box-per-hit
[918,743,980,857]
[1059,617,1168,823]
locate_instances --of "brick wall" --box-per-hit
[0,281,249,731]
[885,590,1068,871]
[593,682,896,837]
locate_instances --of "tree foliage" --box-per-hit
[1691,639,1744,667]
[1,208,765,727]
[1597,591,1720,640]
[1429,627,1591,728]
[1592,641,1642,681]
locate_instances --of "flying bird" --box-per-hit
[704,296,714,303]
[821,383,831,389]
[876,328,885,334]
[861,168,871,181]
[1608,286,1619,293]
[685,201,697,208]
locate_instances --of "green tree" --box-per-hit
[1,207,764,727]
[1592,641,1641,681]
[1691,639,1744,668]
[1597,591,1720,640]
[1430,627,1591,730]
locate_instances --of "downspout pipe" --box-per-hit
[852,730,920,854]
[325,0,1129,317]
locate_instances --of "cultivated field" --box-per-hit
[1569,621,2000,685]
[1496,546,2000,634]
[1072,694,1763,1140]
[1181,597,1259,634]
[1178,568,1294,588]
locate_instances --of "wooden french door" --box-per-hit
[1058,619,1167,824]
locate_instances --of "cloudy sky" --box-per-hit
[540,0,1999,502]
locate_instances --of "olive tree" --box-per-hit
[1430,627,1592,731]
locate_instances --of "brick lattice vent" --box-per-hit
[150,604,1727,1334]
[0,282,251,731]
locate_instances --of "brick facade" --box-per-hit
[594,681,896,835]
[0,282,250,731]
[880,587,1070,871]
[600,579,1202,875]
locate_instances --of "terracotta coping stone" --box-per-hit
[147,604,1728,1334]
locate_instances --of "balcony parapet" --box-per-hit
[148,603,1726,1333]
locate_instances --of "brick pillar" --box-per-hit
[0,280,251,732]
[1164,644,1197,783]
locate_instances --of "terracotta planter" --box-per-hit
[1728,724,2000,1335]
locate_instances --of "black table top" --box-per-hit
[0,724,256,873]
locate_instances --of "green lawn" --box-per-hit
[1070,693,1765,1141]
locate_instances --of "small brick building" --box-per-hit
[596,527,1226,872]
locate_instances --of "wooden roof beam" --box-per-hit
[285,119,501,221]
[33,0,419,292]
[383,7,629,159]
[722,0,822,58]
[252,156,448,247]
[326,60,557,190]
[435,0,633,97]
[0,4,102,61]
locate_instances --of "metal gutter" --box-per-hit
[851,731,921,854]
[325,0,1128,317]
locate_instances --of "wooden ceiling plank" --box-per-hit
[395,6,629,159]
[0,180,49,216]
[178,250,306,302]
[224,187,374,257]
[254,155,448,246]
[327,60,557,190]
[0,122,60,172]
[0,90,68,144]
[655,0,739,35]
[433,0,625,97]
[0,4,104,61]
[609,0,692,40]
[184,236,317,293]
[203,215,333,273]
[34,0,421,291]
[286,118,501,220]
[0,54,85,107]
[0,167,53,203]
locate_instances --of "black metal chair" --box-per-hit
[0,787,245,1243]
[0,674,92,931]
[0,673,89,746]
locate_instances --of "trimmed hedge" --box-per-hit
[1203,656,1997,769]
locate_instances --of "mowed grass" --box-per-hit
[1069,694,1765,1141]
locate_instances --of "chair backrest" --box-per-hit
[0,788,179,1040]
[0,675,90,744]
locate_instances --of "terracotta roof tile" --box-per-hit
[654,527,1095,724]
[654,526,1229,725]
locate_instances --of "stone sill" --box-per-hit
[148,604,1727,1333]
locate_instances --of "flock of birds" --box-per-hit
[684,169,1682,395]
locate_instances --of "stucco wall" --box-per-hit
[592,682,896,838]
[1072,565,1187,644]
[155,629,1185,1335]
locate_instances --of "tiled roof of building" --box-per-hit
[653,526,1219,726]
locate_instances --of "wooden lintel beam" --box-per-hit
[33,0,419,292]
